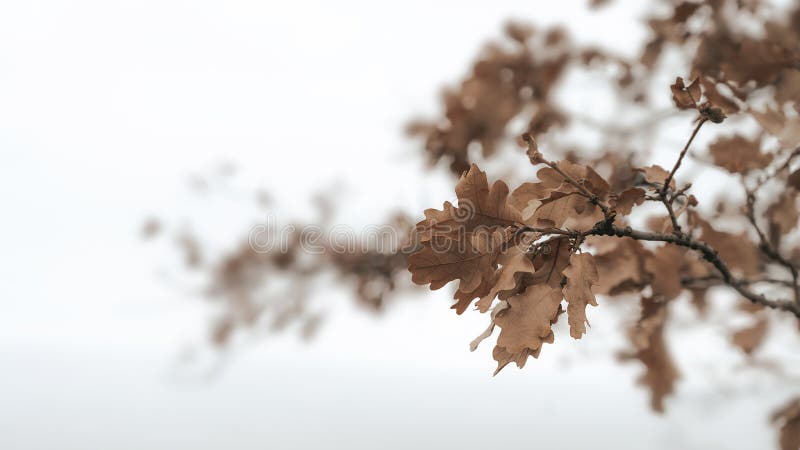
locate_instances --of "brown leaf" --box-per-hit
[732,316,769,355]
[140,218,161,240]
[776,69,800,106]
[766,191,799,245]
[493,345,541,375]
[697,219,760,277]
[688,287,708,316]
[708,134,772,174]
[455,165,521,228]
[508,182,548,219]
[416,164,521,242]
[452,277,494,314]
[410,165,524,306]
[511,160,609,224]
[562,253,599,339]
[772,398,800,450]
[537,160,610,199]
[528,236,573,289]
[788,169,800,191]
[493,283,563,372]
[531,191,602,230]
[611,188,646,215]
[672,2,701,24]
[699,77,740,114]
[751,107,800,148]
[670,76,699,109]
[622,296,679,413]
[720,37,799,86]
[408,229,504,297]
[644,245,686,300]
[635,165,676,191]
[590,237,648,295]
[476,249,536,312]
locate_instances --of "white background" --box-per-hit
[1,0,798,448]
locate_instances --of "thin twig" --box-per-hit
[525,139,614,221]
[660,194,683,235]
[752,146,800,193]
[682,273,795,289]
[661,118,707,196]
[744,189,800,304]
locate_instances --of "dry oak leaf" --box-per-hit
[732,316,769,356]
[492,344,543,375]
[530,190,603,230]
[766,190,799,246]
[708,134,772,174]
[699,77,740,114]
[493,283,563,372]
[751,106,800,148]
[589,237,648,295]
[455,164,521,228]
[537,160,610,199]
[509,182,548,219]
[511,160,609,222]
[628,295,666,351]
[670,76,700,109]
[788,169,800,191]
[415,206,459,243]
[720,37,799,86]
[621,296,679,413]
[644,245,687,301]
[450,226,521,313]
[635,312,678,413]
[408,229,505,297]
[697,219,760,277]
[646,214,675,235]
[410,165,524,306]
[528,236,573,289]
[562,252,599,339]
[415,164,520,242]
[452,276,495,314]
[475,248,536,313]
[635,165,676,191]
[772,398,800,450]
[611,188,646,215]
[775,68,800,106]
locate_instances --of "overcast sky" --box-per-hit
[1,1,798,449]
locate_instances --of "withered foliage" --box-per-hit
[403,0,800,441]
[406,21,571,175]
[772,397,800,450]
[159,211,416,346]
[153,0,800,446]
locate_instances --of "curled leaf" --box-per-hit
[635,165,676,190]
[493,284,563,373]
[732,316,769,356]
[670,76,700,109]
[562,253,599,339]
[708,135,772,174]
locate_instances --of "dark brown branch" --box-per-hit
[656,118,708,236]
[660,194,683,235]
[518,223,800,317]
[682,273,796,289]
